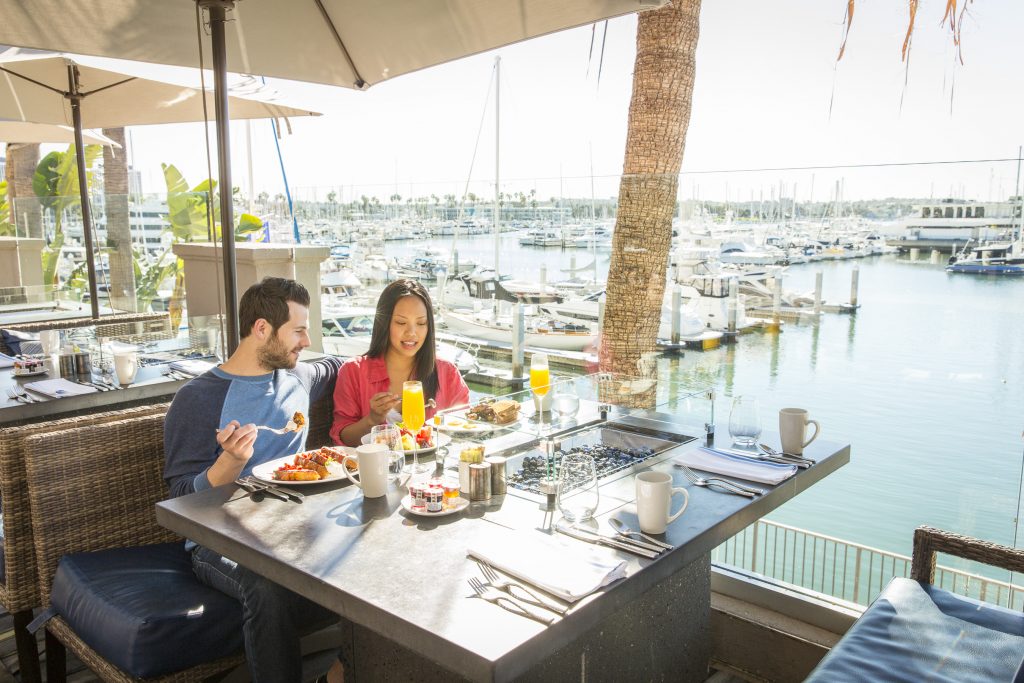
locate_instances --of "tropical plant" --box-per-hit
[0,181,13,237]
[33,144,103,288]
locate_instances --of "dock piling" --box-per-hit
[512,303,525,379]
[909,247,920,261]
[930,249,941,264]
[850,266,859,308]
[814,272,823,317]
[671,286,681,344]
[727,278,738,336]
[768,277,782,332]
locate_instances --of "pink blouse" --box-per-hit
[330,355,470,446]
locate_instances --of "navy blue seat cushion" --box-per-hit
[806,577,1024,682]
[50,542,244,678]
[0,329,37,355]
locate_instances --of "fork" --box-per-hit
[467,577,554,625]
[6,387,30,404]
[674,462,762,497]
[8,385,38,403]
[476,561,568,615]
[758,443,816,465]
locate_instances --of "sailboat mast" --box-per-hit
[493,55,501,274]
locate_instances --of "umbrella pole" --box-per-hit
[68,65,101,319]
[205,1,240,354]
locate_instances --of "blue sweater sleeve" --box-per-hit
[163,373,231,498]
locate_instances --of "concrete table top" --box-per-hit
[156,414,849,682]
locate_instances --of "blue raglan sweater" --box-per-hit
[164,356,342,499]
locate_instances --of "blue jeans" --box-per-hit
[192,546,339,683]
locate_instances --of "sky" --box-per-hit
[36,0,1024,204]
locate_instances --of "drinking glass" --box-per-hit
[370,424,404,481]
[728,395,762,447]
[530,353,551,429]
[402,381,429,473]
[551,389,580,422]
[556,453,599,522]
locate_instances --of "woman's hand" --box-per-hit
[368,392,400,425]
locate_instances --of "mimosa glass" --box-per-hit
[402,381,429,473]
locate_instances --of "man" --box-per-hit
[164,277,344,683]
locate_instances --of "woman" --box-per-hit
[330,278,469,446]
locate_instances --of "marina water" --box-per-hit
[383,234,1024,576]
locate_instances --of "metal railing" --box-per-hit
[713,519,1024,610]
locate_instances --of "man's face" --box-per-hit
[258,301,311,370]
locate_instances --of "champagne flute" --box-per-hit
[402,380,429,473]
[530,353,550,428]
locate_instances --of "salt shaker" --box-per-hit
[468,462,492,501]
[485,455,507,496]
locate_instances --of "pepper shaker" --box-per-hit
[485,455,507,496]
[468,462,492,501]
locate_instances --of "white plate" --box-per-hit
[360,432,452,455]
[13,368,48,377]
[250,449,357,486]
[433,415,494,435]
[400,494,469,517]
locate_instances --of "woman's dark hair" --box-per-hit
[367,279,438,401]
[239,277,310,338]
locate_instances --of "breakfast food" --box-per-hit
[272,448,343,481]
[466,399,520,425]
[397,423,433,450]
[13,358,44,375]
[291,411,306,429]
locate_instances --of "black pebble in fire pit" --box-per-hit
[507,444,657,495]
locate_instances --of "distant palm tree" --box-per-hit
[5,142,42,238]
[102,127,137,312]
[601,0,700,377]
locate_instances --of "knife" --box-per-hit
[555,525,660,559]
[236,479,290,502]
[246,478,304,503]
[715,448,812,469]
[589,528,665,554]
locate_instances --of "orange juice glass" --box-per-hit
[402,381,426,432]
[530,353,550,397]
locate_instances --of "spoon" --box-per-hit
[608,517,675,551]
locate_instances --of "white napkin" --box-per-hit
[169,359,214,376]
[673,447,796,485]
[0,353,15,369]
[468,530,627,603]
[23,378,98,398]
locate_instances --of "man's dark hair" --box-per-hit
[238,277,310,338]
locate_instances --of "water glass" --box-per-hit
[556,453,599,522]
[728,395,762,447]
[551,390,580,421]
[370,424,403,481]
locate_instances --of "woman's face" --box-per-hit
[388,294,428,360]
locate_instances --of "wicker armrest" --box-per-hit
[0,403,169,613]
[23,413,179,604]
[910,525,1024,584]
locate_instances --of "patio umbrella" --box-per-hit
[0,0,667,349]
[0,122,119,146]
[0,51,318,319]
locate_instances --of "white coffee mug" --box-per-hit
[779,408,820,455]
[113,351,138,386]
[635,471,689,535]
[342,444,390,498]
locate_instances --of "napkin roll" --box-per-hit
[673,447,796,485]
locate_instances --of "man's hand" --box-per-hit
[216,420,257,464]
[368,392,400,425]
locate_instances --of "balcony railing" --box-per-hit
[713,519,1024,610]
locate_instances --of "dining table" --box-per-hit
[156,401,850,682]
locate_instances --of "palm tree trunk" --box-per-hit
[102,127,137,312]
[6,142,43,238]
[602,0,701,380]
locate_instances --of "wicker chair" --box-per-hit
[806,526,1024,682]
[0,312,173,354]
[23,414,245,683]
[0,403,170,683]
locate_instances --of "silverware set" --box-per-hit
[608,517,674,551]
[6,385,40,403]
[234,476,304,503]
[554,520,667,558]
[164,369,194,381]
[74,376,118,391]
[673,462,764,498]
[467,561,569,624]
